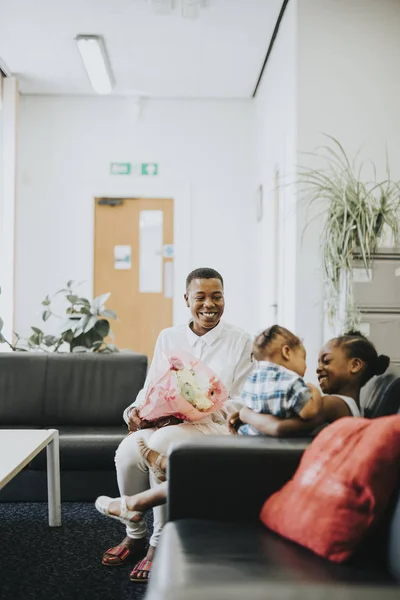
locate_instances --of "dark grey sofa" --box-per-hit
[146,374,400,600]
[0,352,147,502]
[146,436,400,600]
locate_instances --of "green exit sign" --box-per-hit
[141,163,158,176]
[110,162,131,175]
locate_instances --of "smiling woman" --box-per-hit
[184,268,225,336]
[316,331,390,422]
[245,330,391,439]
[97,267,253,583]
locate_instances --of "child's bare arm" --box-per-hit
[239,406,323,437]
[298,383,323,420]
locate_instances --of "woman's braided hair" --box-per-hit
[334,330,390,386]
[253,324,301,359]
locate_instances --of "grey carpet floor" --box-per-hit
[0,502,152,600]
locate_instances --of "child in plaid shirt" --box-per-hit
[231,325,322,435]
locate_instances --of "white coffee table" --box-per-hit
[0,429,61,526]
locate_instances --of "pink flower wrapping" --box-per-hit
[138,350,229,422]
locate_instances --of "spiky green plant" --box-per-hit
[299,136,400,329]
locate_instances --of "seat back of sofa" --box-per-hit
[0,352,147,426]
[361,374,400,418]
[44,352,147,425]
[0,354,47,425]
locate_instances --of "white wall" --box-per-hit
[0,77,19,348]
[16,96,258,339]
[253,0,400,380]
[16,0,400,368]
[296,0,400,378]
[254,0,297,334]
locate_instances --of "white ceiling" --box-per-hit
[0,0,283,98]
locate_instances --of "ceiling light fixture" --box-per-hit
[147,0,213,20]
[76,35,114,95]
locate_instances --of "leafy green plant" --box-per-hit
[299,136,400,329]
[0,281,119,353]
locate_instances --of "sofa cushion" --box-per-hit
[260,416,400,563]
[148,520,396,593]
[361,374,400,418]
[0,354,46,425]
[43,353,147,425]
[28,426,127,471]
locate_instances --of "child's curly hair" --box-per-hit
[253,324,301,360]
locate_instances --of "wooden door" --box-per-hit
[94,198,174,361]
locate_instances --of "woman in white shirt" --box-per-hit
[99,268,253,582]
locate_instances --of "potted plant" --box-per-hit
[0,281,119,353]
[299,136,400,330]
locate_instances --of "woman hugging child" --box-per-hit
[230,325,322,435]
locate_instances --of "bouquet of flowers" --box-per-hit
[138,350,229,422]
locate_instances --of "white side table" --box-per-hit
[0,429,61,526]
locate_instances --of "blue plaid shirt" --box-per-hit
[238,361,311,436]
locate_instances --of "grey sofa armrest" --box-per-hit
[167,435,308,522]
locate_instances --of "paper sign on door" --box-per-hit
[114,245,132,270]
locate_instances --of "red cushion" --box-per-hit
[260,415,400,563]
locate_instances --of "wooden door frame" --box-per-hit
[91,179,192,326]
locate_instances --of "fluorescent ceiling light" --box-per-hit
[76,35,114,95]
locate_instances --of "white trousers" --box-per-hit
[115,422,225,547]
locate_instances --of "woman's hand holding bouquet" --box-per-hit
[127,408,183,433]
[138,350,228,424]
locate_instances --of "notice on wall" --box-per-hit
[114,245,132,270]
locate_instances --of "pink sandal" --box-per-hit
[102,544,142,567]
[130,558,152,582]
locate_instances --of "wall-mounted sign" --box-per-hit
[109,162,159,176]
[141,163,158,176]
[110,163,131,175]
[114,245,132,270]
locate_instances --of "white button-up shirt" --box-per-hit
[123,320,253,432]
